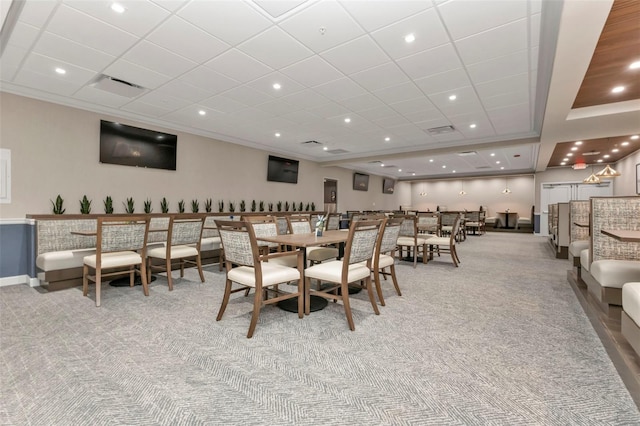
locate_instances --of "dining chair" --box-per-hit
[371,217,403,306]
[304,218,384,330]
[286,215,339,265]
[326,213,341,230]
[397,215,432,268]
[215,220,304,338]
[242,215,297,267]
[147,214,205,291]
[82,216,150,307]
[426,215,462,267]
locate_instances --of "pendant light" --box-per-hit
[595,138,621,178]
[583,165,601,184]
[501,177,511,194]
[458,180,466,196]
[419,182,427,197]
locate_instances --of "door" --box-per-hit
[324,179,337,213]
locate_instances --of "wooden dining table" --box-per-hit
[601,229,640,242]
[258,229,349,313]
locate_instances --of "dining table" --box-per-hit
[497,211,518,229]
[601,229,640,242]
[258,229,349,314]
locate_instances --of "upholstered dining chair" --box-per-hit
[426,214,462,267]
[397,215,433,268]
[215,220,304,338]
[83,216,150,307]
[147,214,205,291]
[243,215,297,267]
[304,218,384,330]
[371,217,403,307]
[326,213,341,230]
[286,215,339,265]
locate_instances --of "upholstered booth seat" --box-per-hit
[36,248,96,272]
[569,240,589,260]
[591,260,640,290]
[148,245,198,260]
[198,236,221,251]
[580,249,591,272]
[83,251,142,269]
[622,282,640,357]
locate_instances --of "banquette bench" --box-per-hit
[568,200,590,279]
[622,282,640,358]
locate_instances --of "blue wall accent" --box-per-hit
[0,222,36,278]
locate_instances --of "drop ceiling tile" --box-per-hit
[307,101,350,119]
[135,90,191,111]
[321,36,389,75]
[254,99,300,116]
[64,0,170,37]
[436,0,527,41]
[73,86,133,108]
[32,31,116,72]
[282,89,330,109]
[373,81,423,104]
[121,100,175,117]
[475,73,528,99]
[199,96,247,114]
[179,66,240,94]
[7,22,40,50]
[413,68,473,96]
[486,103,531,134]
[466,50,529,84]
[150,0,186,13]
[350,62,409,92]
[17,0,57,27]
[13,69,83,96]
[147,16,230,64]
[156,79,213,103]
[428,86,478,108]
[104,59,171,89]
[232,107,276,122]
[251,0,310,19]
[0,45,27,81]
[237,26,313,70]
[370,8,449,60]
[402,109,446,124]
[123,41,197,78]
[177,0,272,45]
[245,72,306,98]
[221,85,274,106]
[22,52,96,85]
[339,0,431,32]
[279,0,364,53]
[396,44,461,80]
[46,5,138,56]
[357,105,398,121]
[455,19,528,65]
[374,114,411,128]
[390,96,437,115]
[204,49,273,83]
[340,93,384,112]
[280,55,343,88]
[482,90,530,111]
[280,110,321,124]
[313,77,367,102]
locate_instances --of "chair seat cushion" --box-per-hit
[397,236,431,246]
[199,237,221,251]
[591,260,640,289]
[623,282,640,324]
[305,260,371,283]
[84,251,142,269]
[569,240,589,258]
[465,221,480,227]
[228,263,300,287]
[268,253,299,268]
[148,245,198,260]
[37,248,96,271]
[377,254,395,269]
[580,249,590,272]
[307,246,339,262]
[425,236,450,246]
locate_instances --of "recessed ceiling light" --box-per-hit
[575,141,583,145]
[630,61,640,70]
[603,154,610,158]
[344,117,351,123]
[612,148,619,153]
[398,169,402,172]
[452,170,456,173]
[496,161,500,164]
[429,159,434,162]
[442,165,446,169]
[567,153,573,157]
[562,158,568,161]
[500,166,505,170]
[384,137,390,142]
[469,124,476,128]
[571,147,578,151]
[631,135,639,140]
[380,163,385,167]
[412,172,416,176]
[449,95,457,101]
[611,86,625,93]
[404,33,416,43]
[490,153,495,156]
[622,141,629,146]
[323,146,328,151]
[198,110,206,116]
[55,67,66,75]
[597,159,603,163]
[560,162,566,165]
[111,2,126,13]
[272,83,281,90]
[275,132,280,137]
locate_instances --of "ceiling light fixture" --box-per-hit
[629,60,640,70]
[459,181,466,196]
[501,177,511,194]
[419,182,427,197]
[404,33,416,43]
[384,137,390,142]
[595,138,621,178]
[571,147,578,151]
[567,153,573,157]
[323,146,328,151]
[275,132,280,137]
[490,153,495,157]
[111,3,126,13]
[198,110,206,116]
[575,141,583,145]
[272,83,281,90]
[631,135,639,140]
[469,123,476,128]
[621,141,629,146]
[55,67,66,74]
[611,86,625,93]
[344,117,351,123]
[449,95,457,101]
[583,165,601,184]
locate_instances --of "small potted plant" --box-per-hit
[218,200,224,213]
[285,201,290,212]
[277,201,282,212]
[144,199,153,213]
[311,202,316,211]
[240,200,246,212]
[205,198,212,213]
[191,199,199,213]
[123,197,135,214]
[229,202,235,213]
[79,195,91,214]
[160,197,169,213]
[251,200,256,212]
[103,196,114,214]
[268,202,273,212]
[305,203,310,211]
[178,200,185,213]
[51,195,65,214]
[259,201,264,212]
[298,202,304,211]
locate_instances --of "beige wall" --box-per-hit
[409,175,535,218]
[613,150,640,196]
[0,94,408,218]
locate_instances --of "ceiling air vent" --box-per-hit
[91,75,146,98]
[326,149,349,154]
[457,151,477,156]
[426,125,455,135]
[583,151,600,156]
[476,166,492,169]
[301,140,321,145]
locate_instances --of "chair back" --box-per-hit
[377,217,402,256]
[243,215,281,250]
[398,215,417,238]
[97,216,150,255]
[440,212,458,226]
[326,213,341,230]
[287,215,312,234]
[276,216,289,235]
[465,211,480,222]
[343,218,384,267]
[168,214,205,247]
[417,213,439,234]
[215,220,257,267]
[449,215,462,243]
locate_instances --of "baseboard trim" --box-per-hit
[0,275,39,288]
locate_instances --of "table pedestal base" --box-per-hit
[109,275,157,287]
[277,295,328,313]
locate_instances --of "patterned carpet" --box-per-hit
[1,233,639,425]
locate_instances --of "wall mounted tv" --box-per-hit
[100,120,177,171]
[267,155,299,184]
[353,172,369,191]
[383,178,396,194]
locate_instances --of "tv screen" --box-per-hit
[100,120,177,171]
[267,155,299,184]
[383,178,395,194]
[353,173,369,191]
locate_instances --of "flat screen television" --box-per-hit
[353,172,369,191]
[267,155,299,184]
[100,120,177,171]
[383,178,395,194]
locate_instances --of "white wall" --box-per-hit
[613,149,640,196]
[0,94,407,218]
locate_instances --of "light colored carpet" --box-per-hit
[1,233,639,425]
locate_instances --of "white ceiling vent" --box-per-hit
[583,151,600,156]
[457,151,478,156]
[426,125,455,135]
[326,149,349,154]
[301,140,321,146]
[91,75,146,98]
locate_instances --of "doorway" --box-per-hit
[324,179,337,213]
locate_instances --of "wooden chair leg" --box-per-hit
[247,287,263,338]
[129,266,135,287]
[196,255,205,282]
[166,258,173,291]
[390,265,401,296]
[296,278,303,319]
[364,276,380,315]
[341,282,355,331]
[83,265,89,296]
[140,261,149,297]
[95,270,101,307]
[305,277,312,315]
[373,269,386,306]
[216,279,233,321]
